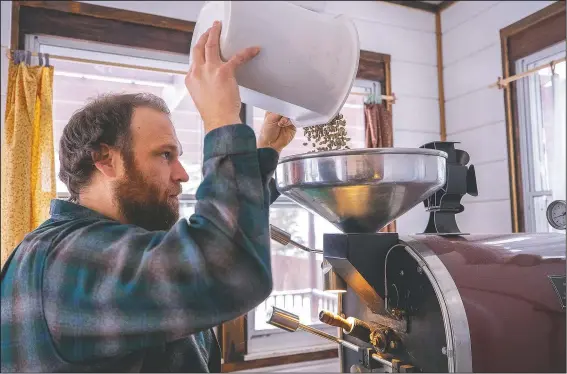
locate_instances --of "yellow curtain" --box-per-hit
[1,58,55,268]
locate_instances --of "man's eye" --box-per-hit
[161,152,172,160]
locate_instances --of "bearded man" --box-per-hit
[1,21,296,372]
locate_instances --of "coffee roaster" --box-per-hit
[267,142,566,373]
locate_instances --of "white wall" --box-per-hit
[441,1,554,233]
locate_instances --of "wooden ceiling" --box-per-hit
[382,1,457,13]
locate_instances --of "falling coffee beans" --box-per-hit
[302,114,351,152]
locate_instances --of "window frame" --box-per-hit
[245,81,374,342]
[500,0,566,232]
[26,34,198,200]
[515,42,566,232]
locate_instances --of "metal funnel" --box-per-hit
[275,148,447,233]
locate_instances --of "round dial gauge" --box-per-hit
[546,200,566,230]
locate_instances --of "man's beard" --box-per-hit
[113,160,180,231]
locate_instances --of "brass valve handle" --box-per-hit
[266,306,362,353]
[319,310,372,343]
[319,310,354,332]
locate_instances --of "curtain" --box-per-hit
[1,52,55,268]
[364,102,396,232]
[364,102,393,148]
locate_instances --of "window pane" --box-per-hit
[254,206,339,331]
[526,72,550,192]
[251,90,365,333]
[537,61,566,201]
[518,43,566,232]
[314,214,342,252]
[179,201,195,218]
[533,195,554,233]
[49,54,203,195]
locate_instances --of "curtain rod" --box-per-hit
[490,57,566,89]
[4,47,188,76]
[5,46,397,103]
[350,91,397,103]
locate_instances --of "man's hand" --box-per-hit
[257,112,296,153]
[186,21,260,133]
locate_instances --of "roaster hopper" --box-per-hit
[273,148,448,234]
[266,143,566,373]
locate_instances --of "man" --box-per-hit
[1,21,296,372]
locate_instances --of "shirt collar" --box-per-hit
[50,199,115,221]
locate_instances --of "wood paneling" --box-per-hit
[438,1,457,11]
[446,122,508,165]
[221,316,247,362]
[10,1,20,48]
[435,12,446,141]
[356,50,389,83]
[457,200,513,234]
[392,62,439,99]
[380,1,459,14]
[353,18,437,65]
[17,1,195,32]
[506,4,566,61]
[222,348,338,372]
[392,96,440,134]
[500,0,566,232]
[445,87,505,136]
[328,1,435,33]
[440,1,499,35]
[443,44,502,100]
[17,6,193,54]
[462,160,510,203]
[382,1,437,13]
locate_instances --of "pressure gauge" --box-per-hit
[546,200,566,230]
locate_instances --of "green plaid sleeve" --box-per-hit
[42,124,275,363]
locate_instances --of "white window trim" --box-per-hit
[515,42,566,232]
[25,34,189,68]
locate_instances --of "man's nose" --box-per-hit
[172,159,190,183]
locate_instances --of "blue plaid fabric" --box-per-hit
[1,124,281,372]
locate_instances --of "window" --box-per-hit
[33,33,371,357]
[245,85,370,356]
[26,35,199,199]
[515,42,566,233]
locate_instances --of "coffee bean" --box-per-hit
[302,113,351,152]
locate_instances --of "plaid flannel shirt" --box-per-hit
[1,124,281,372]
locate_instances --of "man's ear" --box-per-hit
[93,144,120,178]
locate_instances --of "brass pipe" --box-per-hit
[319,310,372,343]
[319,310,353,331]
[266,306,361,353]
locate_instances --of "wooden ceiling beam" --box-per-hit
[379,1,458,14]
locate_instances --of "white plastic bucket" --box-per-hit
[190,1,360,128]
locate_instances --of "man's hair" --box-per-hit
[59,93,170,202]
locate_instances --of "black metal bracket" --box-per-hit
[420,141,478,235]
